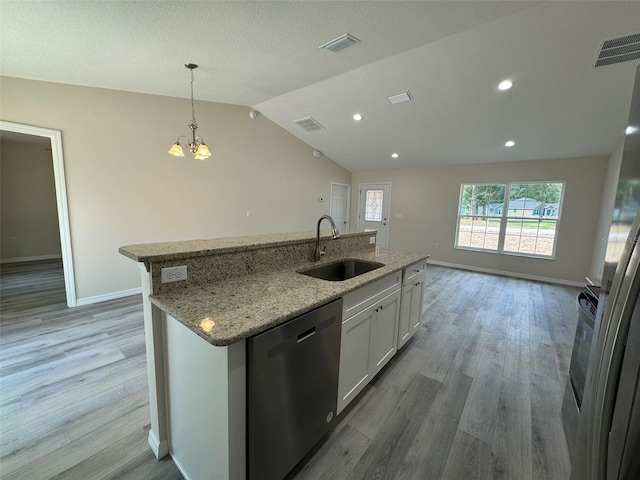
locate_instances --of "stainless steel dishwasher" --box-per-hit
[247,298,342,480]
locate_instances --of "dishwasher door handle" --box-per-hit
[297,327,316,343]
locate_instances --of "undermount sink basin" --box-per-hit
[298,259,385,282]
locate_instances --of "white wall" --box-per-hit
[589,139,624,280]
[0,139,62,261]
[352,155,608,285]
[0,77,351,303]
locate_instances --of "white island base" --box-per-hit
[163,311,246,480]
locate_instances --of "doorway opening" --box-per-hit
[0,121,76,307]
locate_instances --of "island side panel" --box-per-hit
[138,263,169,458]
[164,312,246,480]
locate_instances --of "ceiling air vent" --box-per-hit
[293,116,325,132]
[387,91,413,105]
[595,32,640,67]
[319,34,360,53]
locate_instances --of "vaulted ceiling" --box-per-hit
[2,1,639,171]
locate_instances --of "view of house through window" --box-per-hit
[456,182,564,258]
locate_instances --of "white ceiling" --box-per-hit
[2,1,639,171]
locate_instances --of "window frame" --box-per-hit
[454,181,565,260]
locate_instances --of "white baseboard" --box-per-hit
[0,254,62,264]
[75,287,143,306]
[171,453,193,480]
[427,260,584,287]
[147,429,170,460]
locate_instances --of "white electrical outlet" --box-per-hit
[161,265,187,283]
[369,236,376,244]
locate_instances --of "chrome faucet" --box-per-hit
[315,215,340,261]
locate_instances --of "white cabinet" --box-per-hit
[338,305,374,413]
[370,289,401,377]
[337,273,401,414]
[397,260,427,350]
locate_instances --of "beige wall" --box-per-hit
[0,77,351,301]
[0,139,62,261]
[589,139,624,280]
[352,156,608,284]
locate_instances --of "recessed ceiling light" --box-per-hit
[498,80,513,91]
[626,125,638,135]
[391,153,399,159]
[505,140,516,147]
[353,113,363,121]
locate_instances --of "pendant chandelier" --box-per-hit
[168,63,211,160]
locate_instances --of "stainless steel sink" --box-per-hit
[298,259,384,281]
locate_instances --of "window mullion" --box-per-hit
[497,183,509,252]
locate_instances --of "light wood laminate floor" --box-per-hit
[0,261,577,480]
[289,265,577,480]
[0,261,181,479]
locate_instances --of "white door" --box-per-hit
[358,183,391,248]
[330,182,350,234]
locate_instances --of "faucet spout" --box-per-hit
[315,215,340,262]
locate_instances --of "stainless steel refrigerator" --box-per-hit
[569,64,640,480]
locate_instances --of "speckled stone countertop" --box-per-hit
[120,230,370,262]
[150,249,429,347]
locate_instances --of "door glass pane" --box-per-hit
[365,190,384,222]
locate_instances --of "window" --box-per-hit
[455,182,564,258]
[364,189,384,222]
[456,184,505,251]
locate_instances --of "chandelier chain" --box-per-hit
[190,68,197,128]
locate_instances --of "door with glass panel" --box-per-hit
[358,183,391,248]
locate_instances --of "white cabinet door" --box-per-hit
[397,282,415,350]
[398,275,425,349]
[410,276,425,337]
[370,289,401,377]
[337,305,374,414]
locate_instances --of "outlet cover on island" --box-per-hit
[369,236,376,244]
[161,265,187,283]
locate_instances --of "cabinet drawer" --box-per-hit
[403,259,427,285]
[343,272,401,320]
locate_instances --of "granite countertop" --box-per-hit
[120,230,369,262]
[150,249,429,347]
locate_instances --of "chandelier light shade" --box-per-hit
[168,63,211,160]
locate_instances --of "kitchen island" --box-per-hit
[120,230,428,480]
